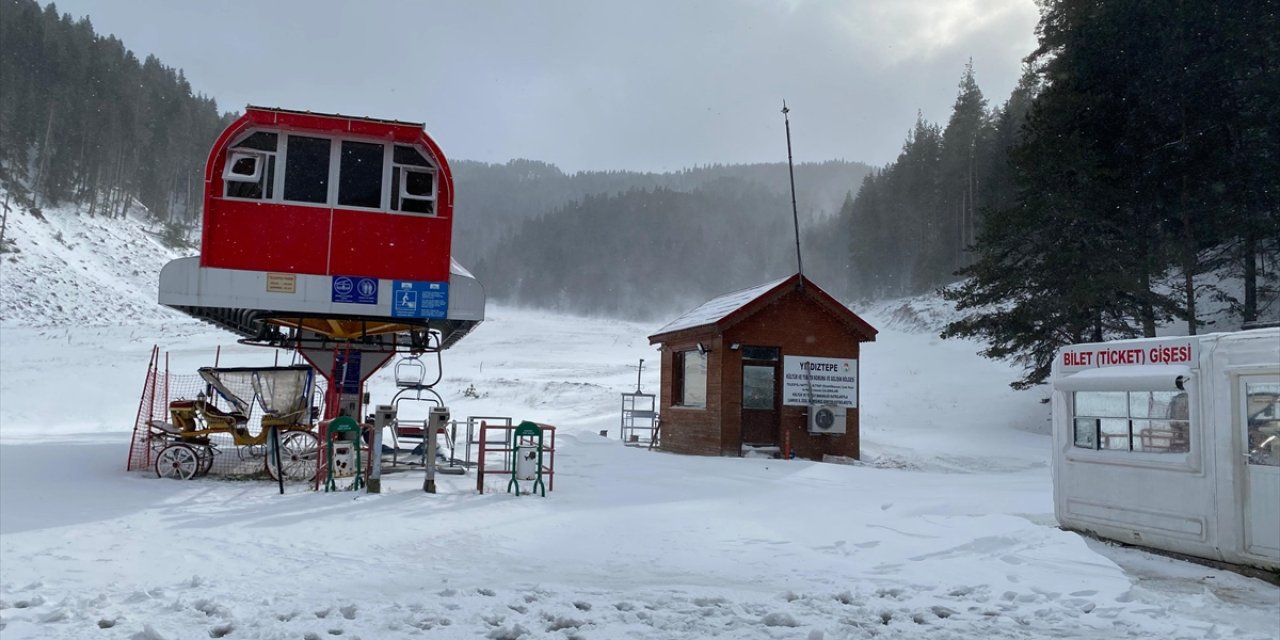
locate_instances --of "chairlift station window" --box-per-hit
[200,106,456,284]
[224,130,438,215]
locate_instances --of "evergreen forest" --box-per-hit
[0,0,232,231]
[1,0,1276,388]
[941,0,1279,387]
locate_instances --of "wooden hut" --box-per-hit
[648,274,877,460]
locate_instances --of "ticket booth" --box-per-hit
[648,274,877,460]
[1051,328,1280,570]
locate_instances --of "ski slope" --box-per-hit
[0,198,1276,639]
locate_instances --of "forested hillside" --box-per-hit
[451,158,871,267]
[474,179,801,319]
[0,0,233,228]
[842,62,1024,299]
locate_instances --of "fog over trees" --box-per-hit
[450,158,871,272]
[2,0,1275,387]
[455,159,872,318]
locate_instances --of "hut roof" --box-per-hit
[648,274,877,343]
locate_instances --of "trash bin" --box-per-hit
[515,443,539,481]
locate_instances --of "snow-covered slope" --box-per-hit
[0,192,1276,640]
[0,190,187,328]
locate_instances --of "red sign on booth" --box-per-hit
[1059,338,1197,372]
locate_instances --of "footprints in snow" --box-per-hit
[0,577,1115,637]
[0,578,376,639]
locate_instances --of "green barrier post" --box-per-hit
[507,421,546,497]
[324,416,364,493]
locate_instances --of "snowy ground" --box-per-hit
[1,200,1277,639]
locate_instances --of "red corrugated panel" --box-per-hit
[202,200,330,274]
[329,209,450,281]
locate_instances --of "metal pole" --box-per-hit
[476,422,486,494]
[424,407,446,493]
[164,351,170,415]
[424,422,438,493]
[269,426,284,495]
[782,101,804,287]
[0,192,11,252]
[367,425,383,494]
[636,358,644,393]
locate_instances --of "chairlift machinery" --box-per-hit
[156,107,484,484]
[376,354,465,475]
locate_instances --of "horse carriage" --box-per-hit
[150,366,320,481]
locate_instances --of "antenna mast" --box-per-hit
[782,101,804,288]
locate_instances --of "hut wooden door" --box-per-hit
[740,347,780,446]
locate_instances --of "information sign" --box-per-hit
[331,275,378,305]
[390,281,449,319]
[782,356,858,407]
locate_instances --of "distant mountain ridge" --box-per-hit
[450,158,872,267]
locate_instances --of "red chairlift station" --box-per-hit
[159,106,485,421]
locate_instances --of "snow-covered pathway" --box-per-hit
[2,315,1276,640]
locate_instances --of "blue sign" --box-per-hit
[332,276,378,305]
[391,280,449,319]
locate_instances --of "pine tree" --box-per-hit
[0,0,231,223]
[944,0,1279,388]
[930,60,990,280]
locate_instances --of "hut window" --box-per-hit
[338,141,385,209]
[674,350,707,408]
[741,346,779,361]
[391,144,436,215]
[1071,390,1190,453]
[283,135,332,204]
[742,366,775,409]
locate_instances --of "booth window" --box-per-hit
[1072,390,1190,453]
[1245,382,1280,466]
[391,144,436,215]
[673,350,707,408]
[224,131,277,200]
[338,141,385,209]
[283,135,332,204]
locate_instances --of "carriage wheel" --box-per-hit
[155,444,200,480]
[266,431,320,482]
[196,445,216,476]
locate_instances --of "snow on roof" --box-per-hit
[653,276,792,337]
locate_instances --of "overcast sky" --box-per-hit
[50,0,1039,173]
